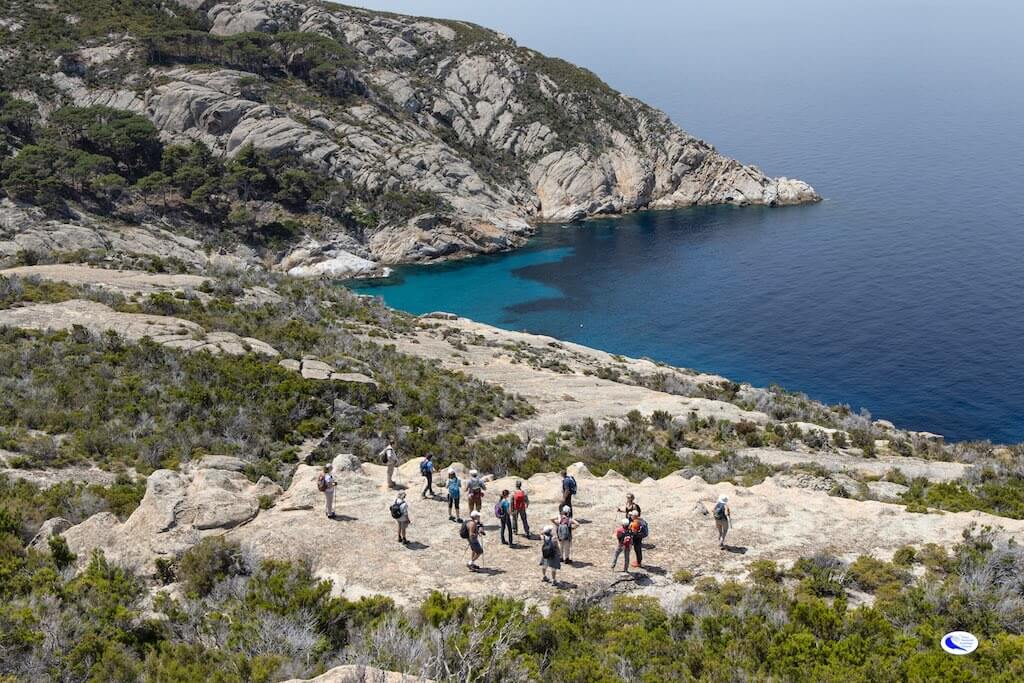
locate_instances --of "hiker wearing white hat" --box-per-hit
[463,509,485,571]
[550,505,580,563]
[465,468,486,514]
[713,494,731,548]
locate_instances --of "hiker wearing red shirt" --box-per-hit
[511,480,531,538]
[611,518,633,572]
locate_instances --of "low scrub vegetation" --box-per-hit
[3,498,1023,683]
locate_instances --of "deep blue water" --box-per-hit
[349,1,1024,443]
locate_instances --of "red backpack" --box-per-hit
[512,490,527,511]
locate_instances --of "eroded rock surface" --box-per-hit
[61,458,1024,609]
[63,458,280,574]
[5,0,819,274]
[0,299,279,356]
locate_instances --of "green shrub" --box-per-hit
[421,591,470,626]
[672,568,695,584]
[178,537,246,597]
[847,555,908,599]
[892,545,917,567]
[48,534,77,570]
[748,559,782,584]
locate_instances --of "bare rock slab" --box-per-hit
[0,299,278,356]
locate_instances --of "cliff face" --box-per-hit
[0,0,818,273]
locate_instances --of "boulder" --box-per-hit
[62,466,273,575]
[867,481,910,503]
[279,358,302,372]
[29,517,72,551]
[332,453,363,473]
[281,664,433,683]
[195,455,248,472]
[301,358,334,380]
[330,372,377,386]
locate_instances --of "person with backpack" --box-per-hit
[390,491,410,544]
[560,470,577,517]
[617,493,641,518]
[446,468,462,522]
[317,464,338,519]
[550,506,580,563]
[611,518,633,572]
[496,489,513,545]
[628,510,648,568]
[713,494,731,548]
[465,469,486,514]
[379,438,399,489]
[511,480,531,538]
[462,510,485,571]
[420,454,436,498]
[539,525,561,584]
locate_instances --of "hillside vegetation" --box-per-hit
[0,0,817,275]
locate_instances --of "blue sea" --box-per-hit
[349,0,1024,443]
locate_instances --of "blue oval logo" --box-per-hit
[941,631,978,655]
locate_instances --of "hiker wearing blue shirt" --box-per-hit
[420,454,436,498]
[496,489,513,545]
[446,468,462,522]
[560,470,577,517]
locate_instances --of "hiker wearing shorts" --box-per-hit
[560,470,577,518]
[617,493,641,518]
[465,469,486,513]
[391,491,410,544]
[539,526,561,585]
[497,490,513,545]
[466,510,485,571]
[379,438,399,489]
[511,480,531,537]
[420,454,436,498]
[714,494,731,548]
[446,468,462,521]
[551,506,579,563]
[611,518,633,572]
[317,464,337,518]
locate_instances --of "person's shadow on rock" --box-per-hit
[472,566,505,576]
[329,514,358,522]
[403,541,429,551]
[723,545,748,554]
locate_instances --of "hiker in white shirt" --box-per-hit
[317,464,338,518]
[379,438,398,489]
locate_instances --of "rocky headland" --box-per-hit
[0,0,818,278]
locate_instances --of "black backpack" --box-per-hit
[713,502,727,520]
[542,537,555,559]
[390,502,403,519]
[459,521,470,539]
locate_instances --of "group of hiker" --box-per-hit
[317,440,735,583]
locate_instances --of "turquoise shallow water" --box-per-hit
[348,0,1024,443]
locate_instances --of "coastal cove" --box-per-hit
[351,198,1024,445]
[346,0,1024,446]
